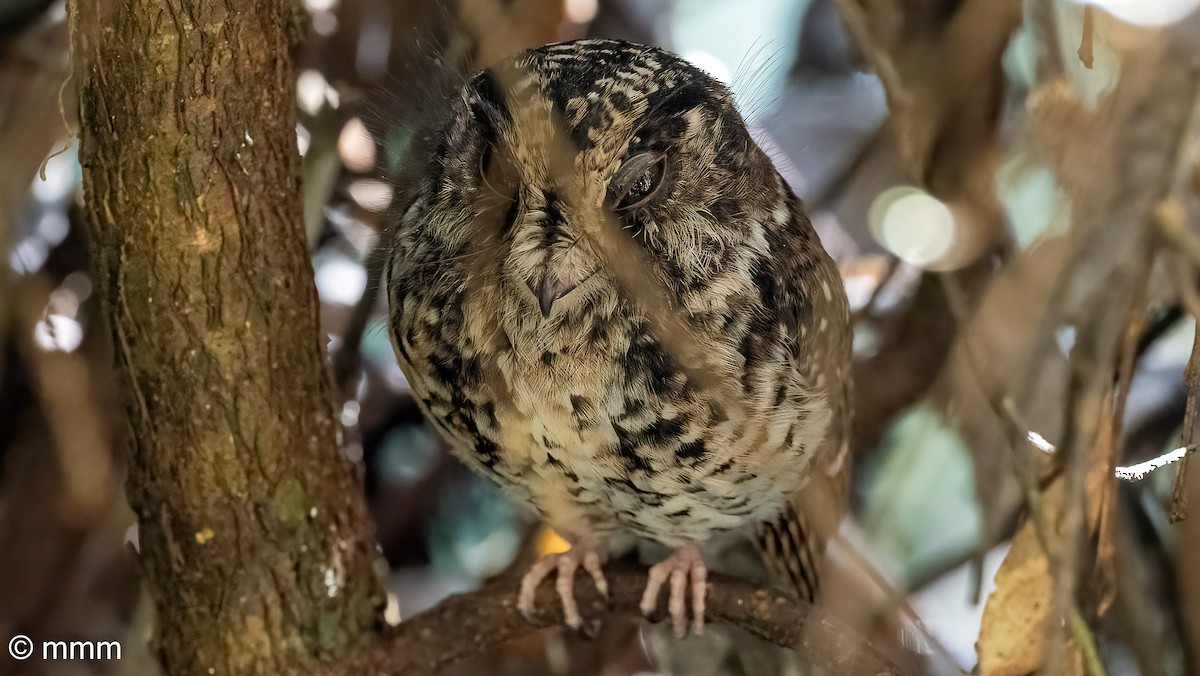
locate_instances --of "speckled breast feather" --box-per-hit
[386,38,851,560]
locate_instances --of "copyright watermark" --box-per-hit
[7,634,121,661]
[7,635,32,660]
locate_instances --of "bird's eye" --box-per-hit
[609,153,668,212]
[478,144,521,233]
[480,144,519,201]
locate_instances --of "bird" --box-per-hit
[385,37,852,640]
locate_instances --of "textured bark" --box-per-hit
[67,1,386,673]
[365,562,909,676]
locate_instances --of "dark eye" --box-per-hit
[479,144,519,201]
[609,153,668,212]
[478,144,521,233]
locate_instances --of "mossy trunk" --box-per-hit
[68,1,385,673]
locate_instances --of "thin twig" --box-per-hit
[333,239,387,394]
[1077,5,1094,70]
[941,275,1105,675]
[1169,321,1200,520]
[1153,65,1200,521]
[1018,425,1196,482]
[1155,199,1200,269]
[1069,605,1105,676]
[832,533,961,672]
[1025,0,1066,80]
[1117,445,1197,481]
[829,0,910,112]
[941,276,1055,547]
[851,255,901,324]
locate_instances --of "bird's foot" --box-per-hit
[517,541,608,632]
[639,542,707,638]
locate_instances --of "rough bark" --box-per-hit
[365,562,908,676]
[67,1,386,673]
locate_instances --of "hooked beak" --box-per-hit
[529,276,578,318]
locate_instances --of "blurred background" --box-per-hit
[2,0,1200,674]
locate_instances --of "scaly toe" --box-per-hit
[518,555,559,620]
[555,554,582,629]
[640,563,669,617]
[640,543,708,638]
[690,561,708,636]
[669,566,688,638]
[583,550,609,599]
[516,543,609,631]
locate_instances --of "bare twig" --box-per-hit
[828,0,909,112]
[1018,421,1196,483]
[333,239,387,394]
[1077,6,1094,70]
[851,255,901,324]
[851,271,965,455]
[1047,241,1154,675]
[1151,65,1200,522]
[1025,0,1065,80]
[832,533,960,672]
[942,274,1106,676]
[1068,605,1105,676]
[941,276,1054,544]
[1117,445,1197,481]
[1154,198,1200,269]
[0,16,72,385]
[1022,431,1196,483]
[1170,323,1200,520]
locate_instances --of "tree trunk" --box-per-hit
[67,1,385,673]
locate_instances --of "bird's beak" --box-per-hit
[530,275,577,318]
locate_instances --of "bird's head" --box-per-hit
[405,39,784,335]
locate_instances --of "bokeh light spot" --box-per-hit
[869,187,958,269]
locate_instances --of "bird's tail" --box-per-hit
[754,454,849,601]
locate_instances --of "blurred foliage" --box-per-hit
[861,404,983,582]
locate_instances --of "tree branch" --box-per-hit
[1022,431,1195,484]
[69,0,387,671]
[1116,445,1198,482]
[364,563,907,676]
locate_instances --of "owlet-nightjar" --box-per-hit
[386,38,852,638]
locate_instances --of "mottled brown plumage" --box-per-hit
[385,38,851,637]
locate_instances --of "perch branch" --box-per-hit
[367,562,906,676]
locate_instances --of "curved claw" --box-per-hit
[639,543,708,638]
[517,543,609,632]
[517,555,560,622]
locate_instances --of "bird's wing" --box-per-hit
[752,197,852,602]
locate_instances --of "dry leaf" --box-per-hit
[976,483,1083,676]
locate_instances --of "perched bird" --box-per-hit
[385,38,852,638]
